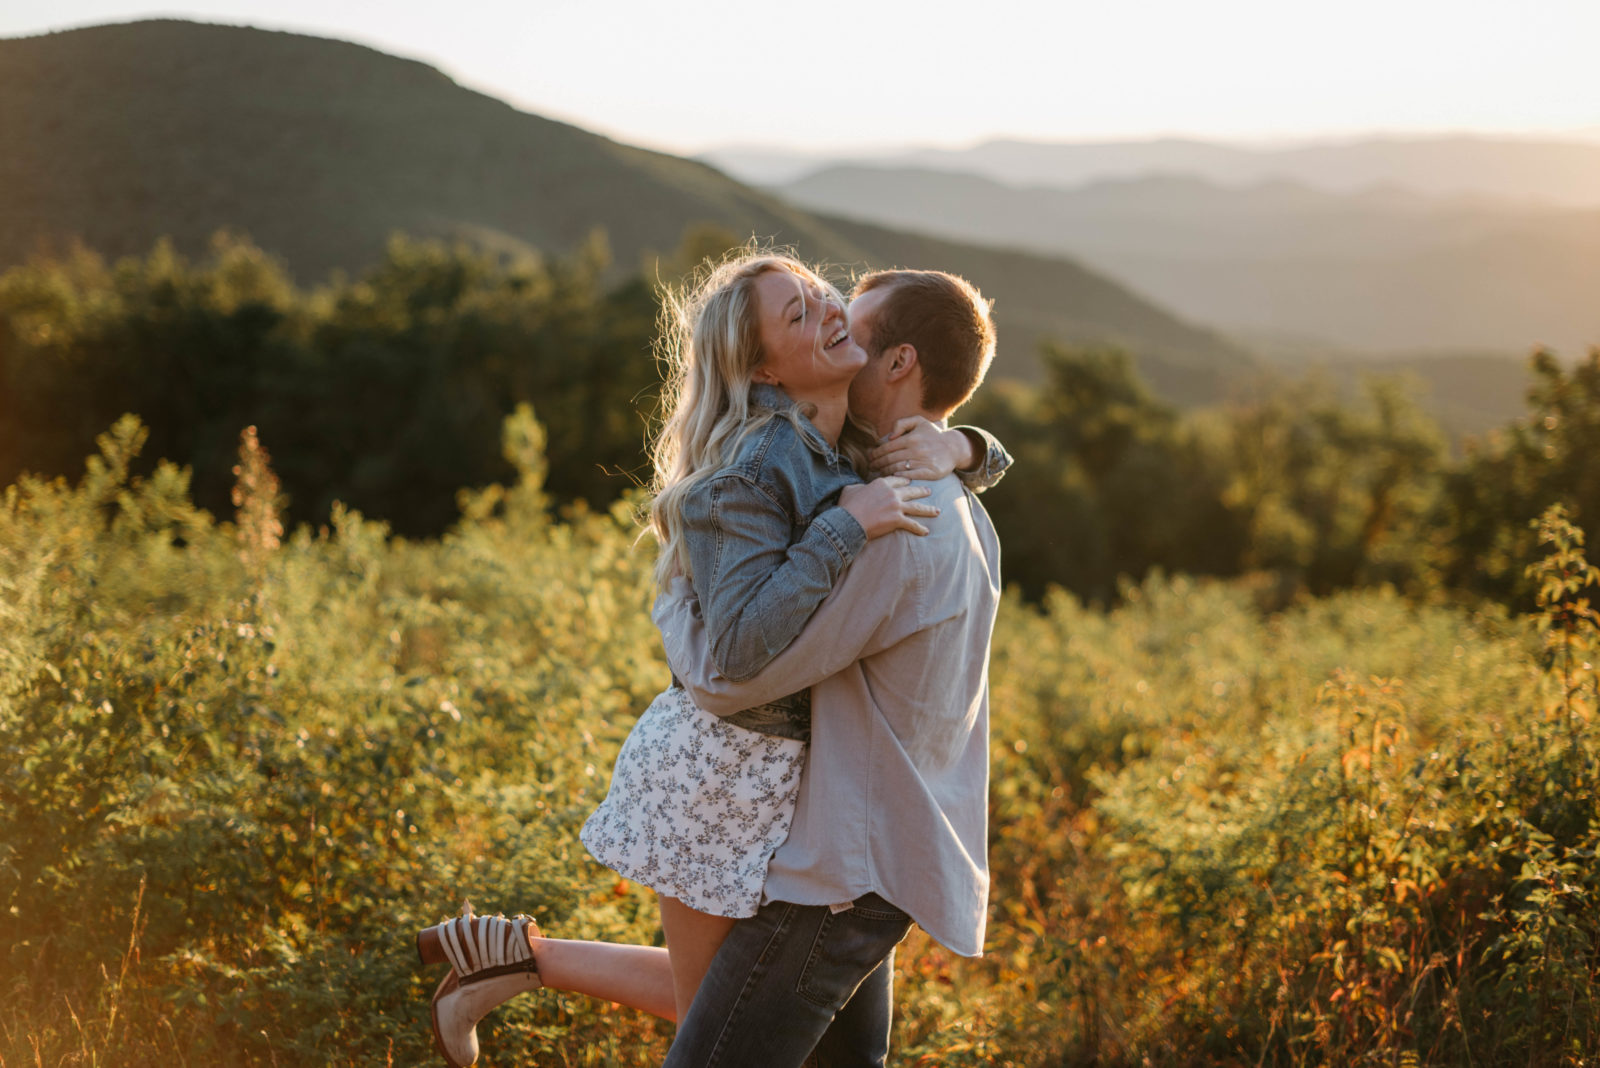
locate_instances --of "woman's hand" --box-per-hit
[839,477,940,538]
[867,417,977,481]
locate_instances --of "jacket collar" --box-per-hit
[749,383,845,465]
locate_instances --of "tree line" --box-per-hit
[2,231,1596,608]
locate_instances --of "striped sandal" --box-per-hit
[417,903,542,1067]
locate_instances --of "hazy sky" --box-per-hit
[4,0,1599,154]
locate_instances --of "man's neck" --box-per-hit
[872,405,943,435]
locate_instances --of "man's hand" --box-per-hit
[839,476,938,538]
[867,417,976,481]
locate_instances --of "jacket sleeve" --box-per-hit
[655,531,922,717]
[951,425,1013,493]
[682,473,868,682]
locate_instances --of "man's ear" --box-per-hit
[883,344,919,383]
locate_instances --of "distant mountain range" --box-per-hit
[703,136,1600,207]
[772,167,1600,356]
[0,20,1250,403]
[703,135,1599,438]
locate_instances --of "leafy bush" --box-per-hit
[907,512,1595,1066]
[2,413,1596,1065]
[1,412,670,1064]
[0,233,661,536]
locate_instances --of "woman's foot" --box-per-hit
[418,903,542,1067]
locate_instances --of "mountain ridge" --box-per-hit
[774,164,1600,356]
[0,18,1251,402]
[705,134,1600,206]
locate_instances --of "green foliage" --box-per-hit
[10,233,1598,613]
[5,414,1598,1065]
[969,345,1239,602]
[1,413,671,1065]
[0,233,661,539]
[0,234,298,508]
[1209,373,1449,594]
[999,507,1595,1065]
[1445,348,1600,604]
[967,348,1449,603]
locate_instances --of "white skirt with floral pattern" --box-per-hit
[579,685,807,918]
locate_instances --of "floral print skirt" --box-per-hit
[580,686,807,918]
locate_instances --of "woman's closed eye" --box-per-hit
[785,288,810,326]
[785,282,835,328]
[793,291,818,324]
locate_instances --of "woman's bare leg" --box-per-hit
[532,937,677,1022]
[657,895,738,1022]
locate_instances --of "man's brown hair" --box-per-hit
[851,270,996,415]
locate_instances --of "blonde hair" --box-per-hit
[648,249,868,590]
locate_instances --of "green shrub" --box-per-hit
[2,416,1595,1065]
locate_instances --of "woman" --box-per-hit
[416,251,1002,1066]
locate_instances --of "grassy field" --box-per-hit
[1,414,1596,1065]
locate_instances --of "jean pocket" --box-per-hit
[794,900,913,1009]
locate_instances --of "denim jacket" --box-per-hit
[677,383,1011,741]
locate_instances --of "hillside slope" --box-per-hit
[0,19,1252,400]
[0,20,854,283]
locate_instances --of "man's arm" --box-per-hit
[655,533,922,717]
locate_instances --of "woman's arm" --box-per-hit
[867,418,1013,491]
[681,474,934,683]
[652,533,918,719]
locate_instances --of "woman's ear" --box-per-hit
[752,365,780,385]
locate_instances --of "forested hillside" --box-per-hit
[0,19,1250,397]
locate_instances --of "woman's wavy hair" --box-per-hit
[648,247,871,590]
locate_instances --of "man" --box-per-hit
[655,269,1005,1067]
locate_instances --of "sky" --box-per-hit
[3,0,1599,155]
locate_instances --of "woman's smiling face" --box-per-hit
[751,267,867,403]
